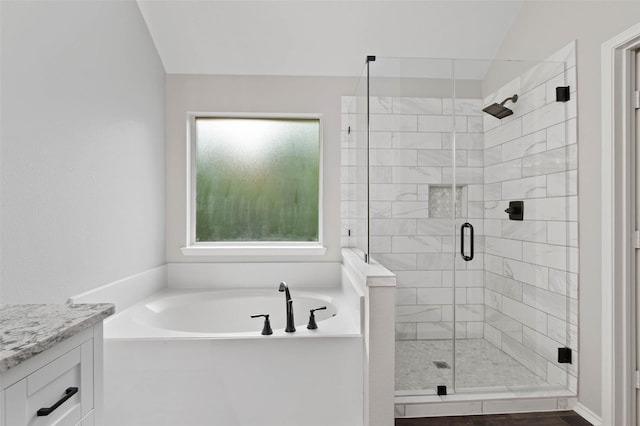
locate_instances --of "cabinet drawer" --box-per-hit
[5,341,93,426]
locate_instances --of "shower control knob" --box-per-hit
[504,200,524,221]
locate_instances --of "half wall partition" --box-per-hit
[342,51,578,398]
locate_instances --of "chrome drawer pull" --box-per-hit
[36,386,78,416]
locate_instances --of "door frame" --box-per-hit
[602,22,640,426]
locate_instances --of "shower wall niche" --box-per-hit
[341,42,577,397]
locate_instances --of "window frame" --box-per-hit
[181,112,326,256]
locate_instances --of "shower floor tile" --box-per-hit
[396,339,550,393]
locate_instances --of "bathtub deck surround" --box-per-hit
[99,258,369,426]
[342,248,397,426]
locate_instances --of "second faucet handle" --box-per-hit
[307,306,327,330]
[251,314,273,335]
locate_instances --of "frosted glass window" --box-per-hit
[194,117,320,242]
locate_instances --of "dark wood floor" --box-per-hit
[395,411,592,426]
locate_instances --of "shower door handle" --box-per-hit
[460,222,474,261]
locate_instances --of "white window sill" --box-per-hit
[180,244,328,257]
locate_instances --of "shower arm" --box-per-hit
[500,94,518,106]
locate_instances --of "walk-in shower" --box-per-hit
[341,49,578,401]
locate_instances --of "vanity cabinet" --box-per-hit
[0,325,105,426]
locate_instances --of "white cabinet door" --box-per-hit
[80,410,95,426]
[4,346,91,426]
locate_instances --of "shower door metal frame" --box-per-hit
[365,56,375,264]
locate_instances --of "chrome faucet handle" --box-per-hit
[250,314,273,335]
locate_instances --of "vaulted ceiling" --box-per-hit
[136,0,524,76]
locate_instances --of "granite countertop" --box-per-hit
[0,303,115,373]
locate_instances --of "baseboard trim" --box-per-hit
[573,403,602,426]
[68,265,167,312]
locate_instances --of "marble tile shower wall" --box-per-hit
[481,45,578,390]
[341,96,486,341]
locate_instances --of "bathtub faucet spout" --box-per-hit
[278,282,295,333]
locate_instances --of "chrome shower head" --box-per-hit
[483,94,519,119]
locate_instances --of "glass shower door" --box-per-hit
[453,57,575,393]
[364,57,457,396]
[448,61,487,391]
[343,68,369,259]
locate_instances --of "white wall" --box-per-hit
[166,74,356,263]
[0,0,166,303]
[493,1,640,417]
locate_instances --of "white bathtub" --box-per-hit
[103,274,364,426]
[108,288,347,337]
